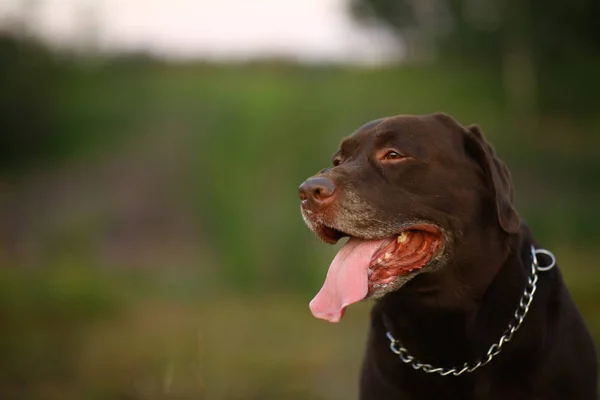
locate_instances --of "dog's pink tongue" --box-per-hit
[309,238,385,323]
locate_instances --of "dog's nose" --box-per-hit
[299,176,337,205]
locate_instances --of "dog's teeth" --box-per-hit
[397,232,409,243]
[384,252,392,259]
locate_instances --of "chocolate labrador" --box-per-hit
[298,113,597,399]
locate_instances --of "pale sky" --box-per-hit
[0,0,403,64]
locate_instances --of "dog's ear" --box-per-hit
[464,124,520,233]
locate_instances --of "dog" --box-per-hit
[298,113,597,399]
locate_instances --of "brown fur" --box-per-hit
[299,113,597,399]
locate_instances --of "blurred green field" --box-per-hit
[0,250,598,399]
[1,62,599,399]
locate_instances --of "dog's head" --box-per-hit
[299,113,519,322]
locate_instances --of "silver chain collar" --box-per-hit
[385,245,556,377]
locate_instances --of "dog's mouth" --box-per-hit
[309,224,443,323]
[315,224,347,244]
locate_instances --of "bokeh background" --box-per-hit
[0,0,599,398]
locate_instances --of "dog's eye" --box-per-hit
[381,150,404,161]
[332,158,341,167]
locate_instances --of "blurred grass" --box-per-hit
[0,249,598,399]
[1,61,599,398]
[0,266,372,399]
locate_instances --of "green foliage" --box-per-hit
[0,33,150,176]
[348,0,600,118]
[0,266,122,398]
[0,33,62,173]
[349,0,600,60]
[4,58,600,287]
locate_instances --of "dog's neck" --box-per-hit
[373,224,534,369]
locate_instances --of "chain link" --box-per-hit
[385,245,555,377]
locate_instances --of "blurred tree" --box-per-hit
[349,0,600,63]
[349,0,600,122]
[0,32,62,174]
[0,0,112,175]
